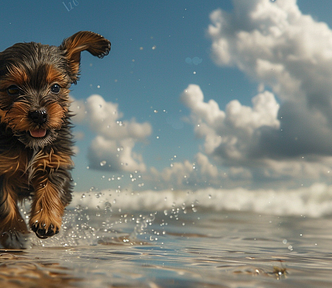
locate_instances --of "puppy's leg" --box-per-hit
[29,169,72,239]
[0,176,29,249]
[29,151,72,239]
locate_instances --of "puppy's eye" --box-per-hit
[6,85,21,96]
[51,84,61,94]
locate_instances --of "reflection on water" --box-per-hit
[1,208,332,287]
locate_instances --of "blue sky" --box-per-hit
[2,0,332,192]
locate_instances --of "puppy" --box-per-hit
[0,31,111,248]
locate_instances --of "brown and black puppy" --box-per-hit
[0,31,110,248]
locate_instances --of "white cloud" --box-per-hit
[147,152,223,190]
[181,84,280,162]
[181,84,332,188]
[72,95,151,140]
[71,95,152,173]
[87,136,147,172]
[196,152,218,178]
[176,0,332,187]
[207,0,332,109]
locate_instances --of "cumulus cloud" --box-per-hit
[203,0,332,169]
[208,0,332,106]
[181,84,332,188]
[181,84,280,162]
[149,152,222,189]
[87,136,146,172]
[71,95,152,172]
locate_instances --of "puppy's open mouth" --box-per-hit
[29,129,47,138]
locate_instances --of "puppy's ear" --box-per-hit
[60,31,111,83]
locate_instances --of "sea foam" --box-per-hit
[71,183,332,218]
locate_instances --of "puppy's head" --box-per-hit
[0,31,110,149]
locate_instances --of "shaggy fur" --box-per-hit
[0,31,110,248]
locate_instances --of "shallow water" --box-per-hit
[1,203,332,288]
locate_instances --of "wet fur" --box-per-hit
[0,31,110,248]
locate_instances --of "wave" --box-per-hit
[71,183,332,218]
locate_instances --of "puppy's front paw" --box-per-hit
[30,222,60,239]
[29,195,64,240]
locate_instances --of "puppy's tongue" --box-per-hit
[29,129,47,138]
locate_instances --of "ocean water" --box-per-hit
[2,184,332,287]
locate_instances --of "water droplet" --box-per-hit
[185,57,192,64]
[192,57,202,65]
[104,202,112,211]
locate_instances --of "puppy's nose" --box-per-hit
[29,109,48,124]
